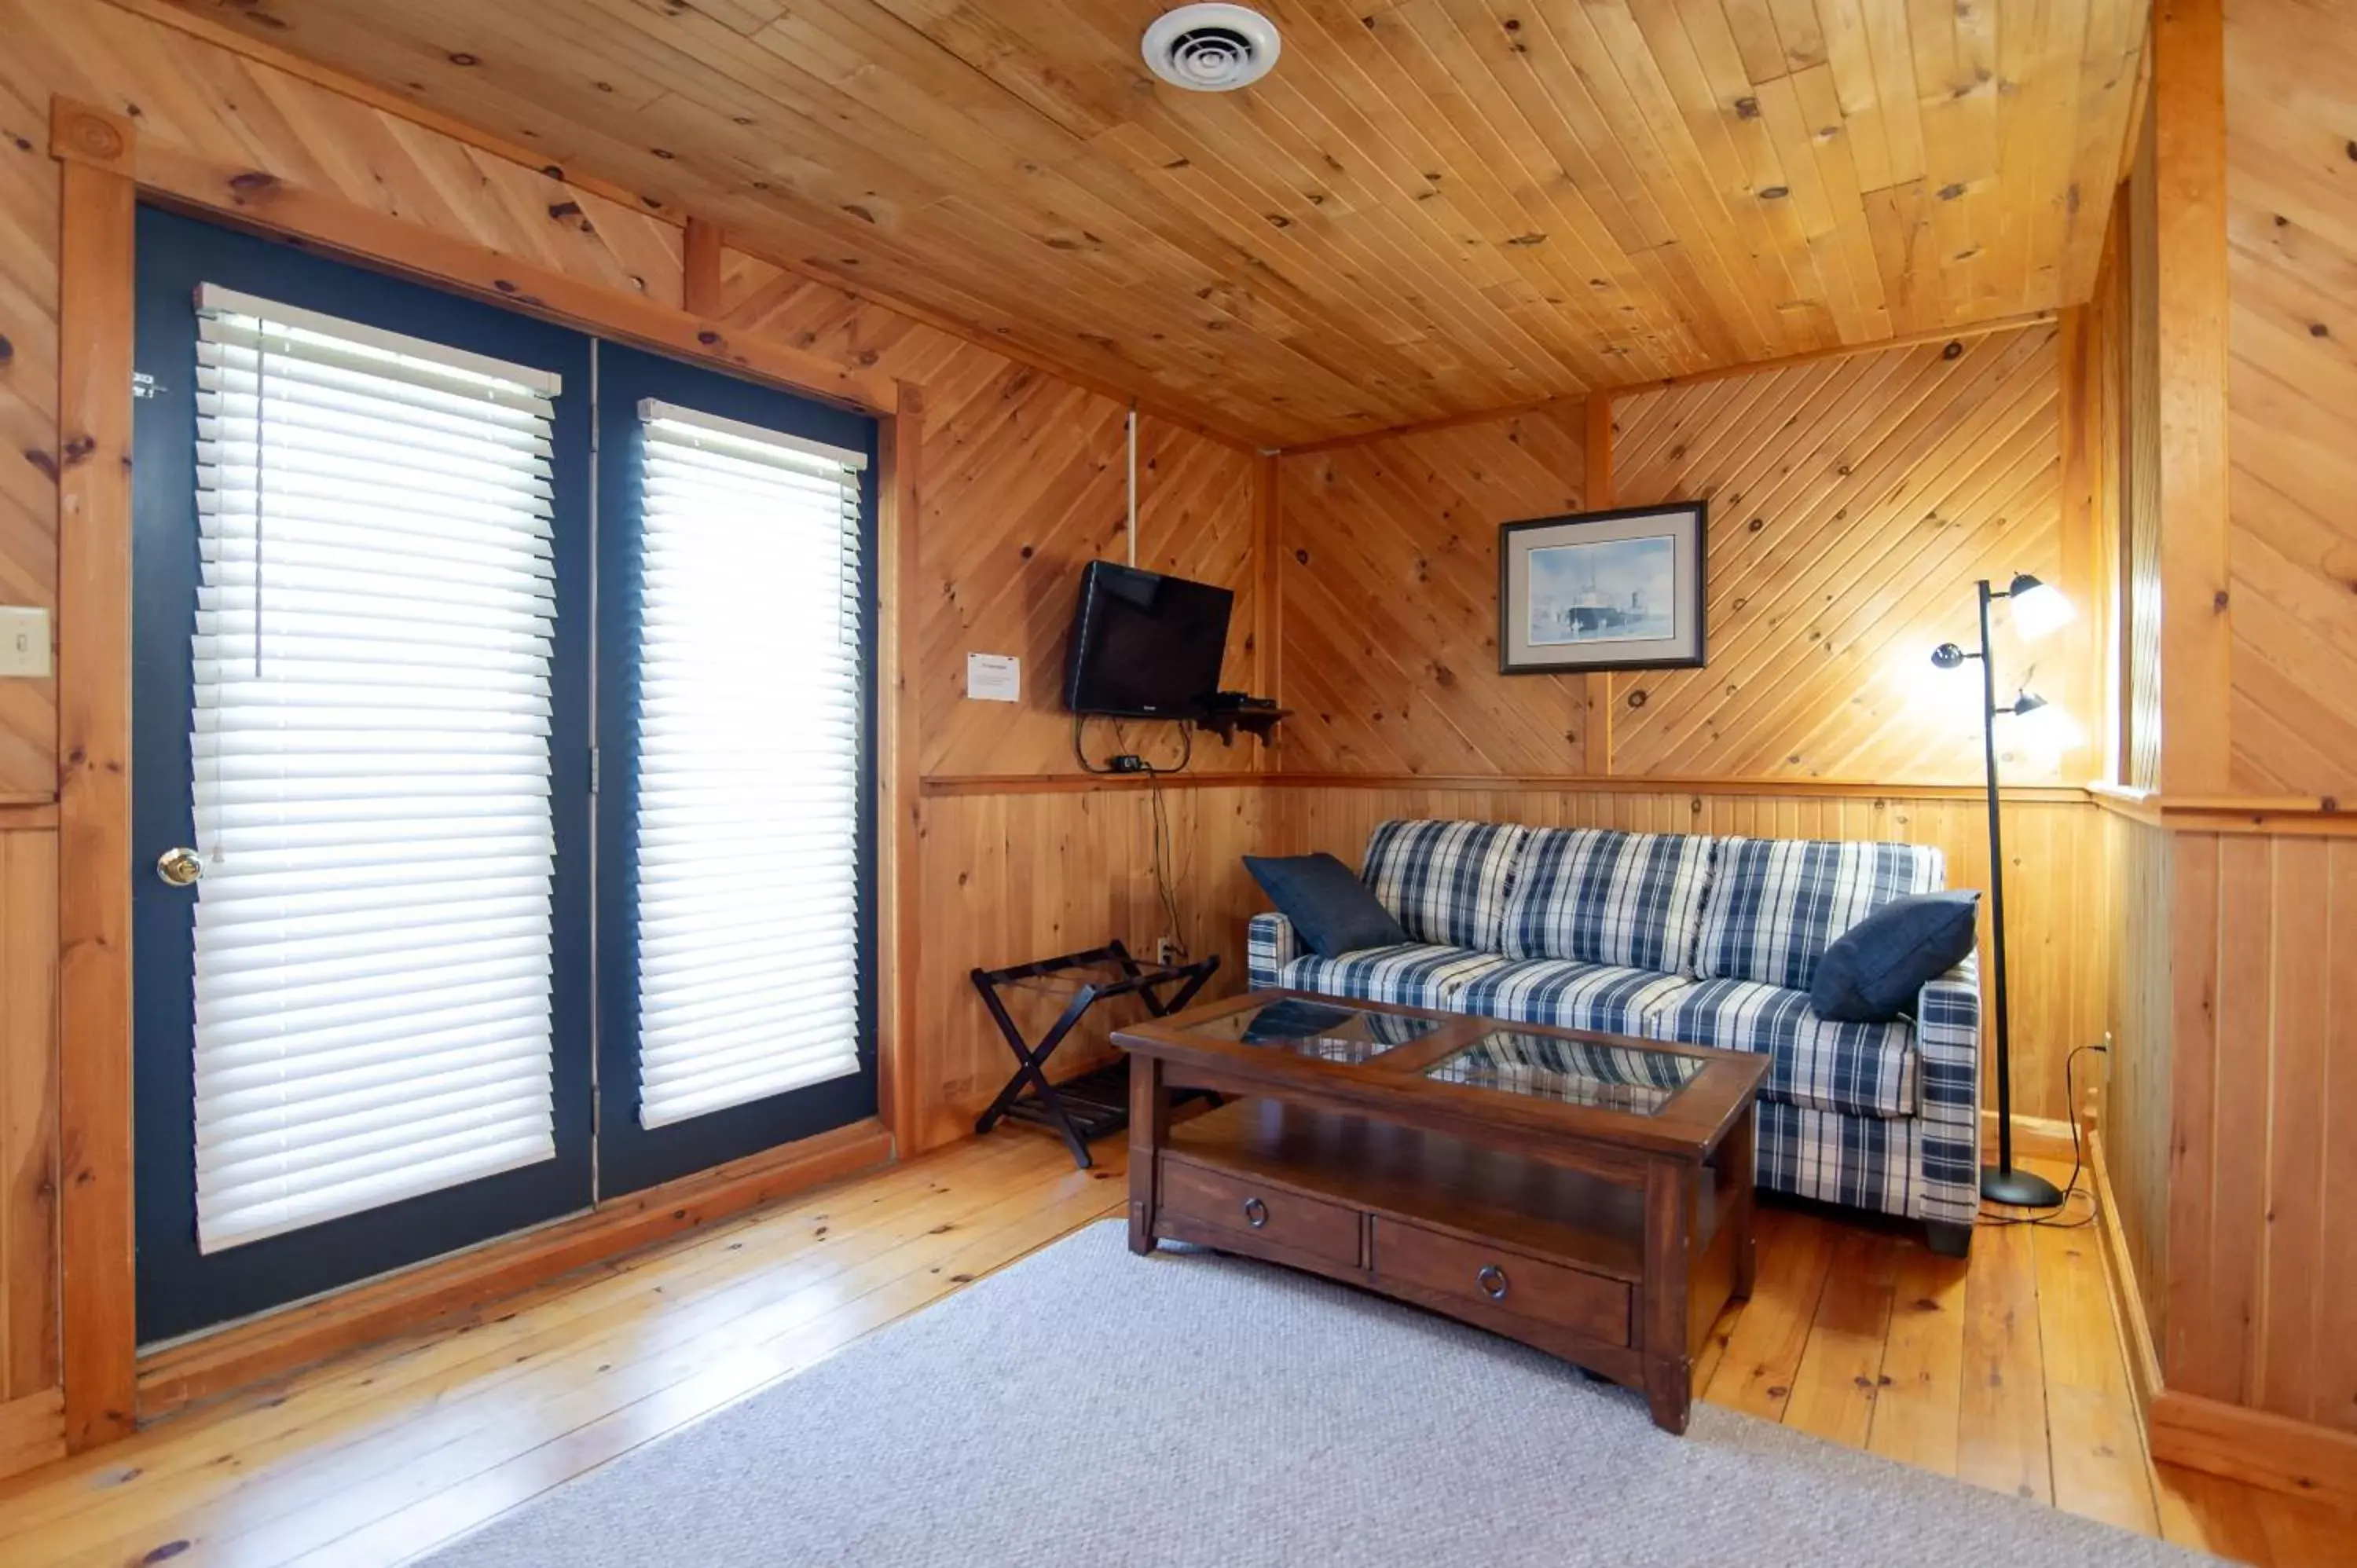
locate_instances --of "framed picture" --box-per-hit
[1497,501,1708,675]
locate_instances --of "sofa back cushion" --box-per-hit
[1498,828,1715,973]
[1693,837,1946,991]
[1361,819,1530,952]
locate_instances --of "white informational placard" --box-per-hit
[966,652,1021,702]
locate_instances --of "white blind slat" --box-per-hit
[634,404,864,1130]
[188,286,562,1255]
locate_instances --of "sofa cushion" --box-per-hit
[1280,943,1505,1011]
[1362,819,1530,952]
[1497,827,1716,973]
[1810,891,1979,1022]
[1648,977,1919,1118]
[1692,837,1945,992]
[1242,852,1410,959]
[1457,957,1695,1037]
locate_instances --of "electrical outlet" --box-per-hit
[1154,936,1176,966]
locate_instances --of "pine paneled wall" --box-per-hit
[1277,408,1589,774]
[2223,0,2357,797]
[1277,324,2076,786]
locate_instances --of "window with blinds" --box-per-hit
[189,284,562,1254]
[634,399,866,1130]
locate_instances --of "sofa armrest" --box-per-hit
[1247,911,1300,989]
[1913,955,1981,1225]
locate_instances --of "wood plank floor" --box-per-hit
[1,1132,2352,1566]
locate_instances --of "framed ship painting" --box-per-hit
[1498,501,1708,674]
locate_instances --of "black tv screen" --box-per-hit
[1061,562,1233,718]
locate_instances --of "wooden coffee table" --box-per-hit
[1115,989,1767,1434]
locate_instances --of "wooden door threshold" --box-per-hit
[134,1119,894,1423]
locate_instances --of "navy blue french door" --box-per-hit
[130,208,596,1342]
[130,207,880,1343]
[591,344,879,1196]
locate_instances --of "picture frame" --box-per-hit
[1497,500,1709,675]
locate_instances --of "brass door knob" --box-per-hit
[155,847,205,888]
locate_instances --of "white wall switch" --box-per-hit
[966,652,1020,702]
[0,607,50,678]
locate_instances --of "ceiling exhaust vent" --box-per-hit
[1142,5,1281,93]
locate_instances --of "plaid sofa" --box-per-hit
[1246,819,1981,1252]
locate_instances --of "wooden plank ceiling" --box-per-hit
[163,0,2149,445]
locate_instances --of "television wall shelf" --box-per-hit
[1190,707,1291,746]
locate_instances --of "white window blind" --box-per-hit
[189,284,563,1253]
[635,398,867,1129]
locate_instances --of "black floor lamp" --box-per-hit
[1932,572,2076,1210]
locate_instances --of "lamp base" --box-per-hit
[1981,1164,2066,1209]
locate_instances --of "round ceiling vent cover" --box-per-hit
[1142,5,1281,93]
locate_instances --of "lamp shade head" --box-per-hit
[2011,694,2082,759]
[1930,641,1970,670]
[2007,574,2074,641]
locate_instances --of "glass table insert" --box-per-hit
[1186,997,1450,1064]
[1424,1028,1705,1116]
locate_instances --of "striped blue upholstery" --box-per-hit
[1498,827,1716,972]
[1912,958,1983,1226]
[1245,911,1300,990]
[1648,977,1917,1118]
[1278,943,1504,1010]
[1692,837,1945,991]
[1362,819,1530,952]
[1457,958,1694,1037]
[1751,1098,1919,1218]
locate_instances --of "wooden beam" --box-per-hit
[2150,0,2232,797]
[135,1119,893,1422]
[2055,305,2102,786]
[1582,393,1615,778]
[681,216,725,317]
[1252,452,1281,771]
[49,95,138,1453]
[130,141,900,418]
[875,384,923,1153]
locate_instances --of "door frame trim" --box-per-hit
[47,94,919,1450]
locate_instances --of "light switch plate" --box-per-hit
[0,607,49,678]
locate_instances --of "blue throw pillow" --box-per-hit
[1809,891,1980,1024]
[1243,852,1410,961]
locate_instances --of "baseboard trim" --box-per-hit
[2087,1134,2164,1421]
[2084,1131,2357,1507]
[135,1119,894,1423]
[0,1388,65,1480]
[2150,1391,2357,1511]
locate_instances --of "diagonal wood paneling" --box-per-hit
[1275,405,1589,775]
[156,0,2150,445]
[0,68,57,802]
[1611,324,2071,783]
[2223,0,2357,796]
[719,250,1259,779]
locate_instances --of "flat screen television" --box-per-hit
[1061,561,1233,718]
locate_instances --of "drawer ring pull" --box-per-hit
[1478,1263,1508,1302]
[1241,1196,1270,1229]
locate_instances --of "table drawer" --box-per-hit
[1158,1156,1362,1269]
[1369,1217,1629,1346]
